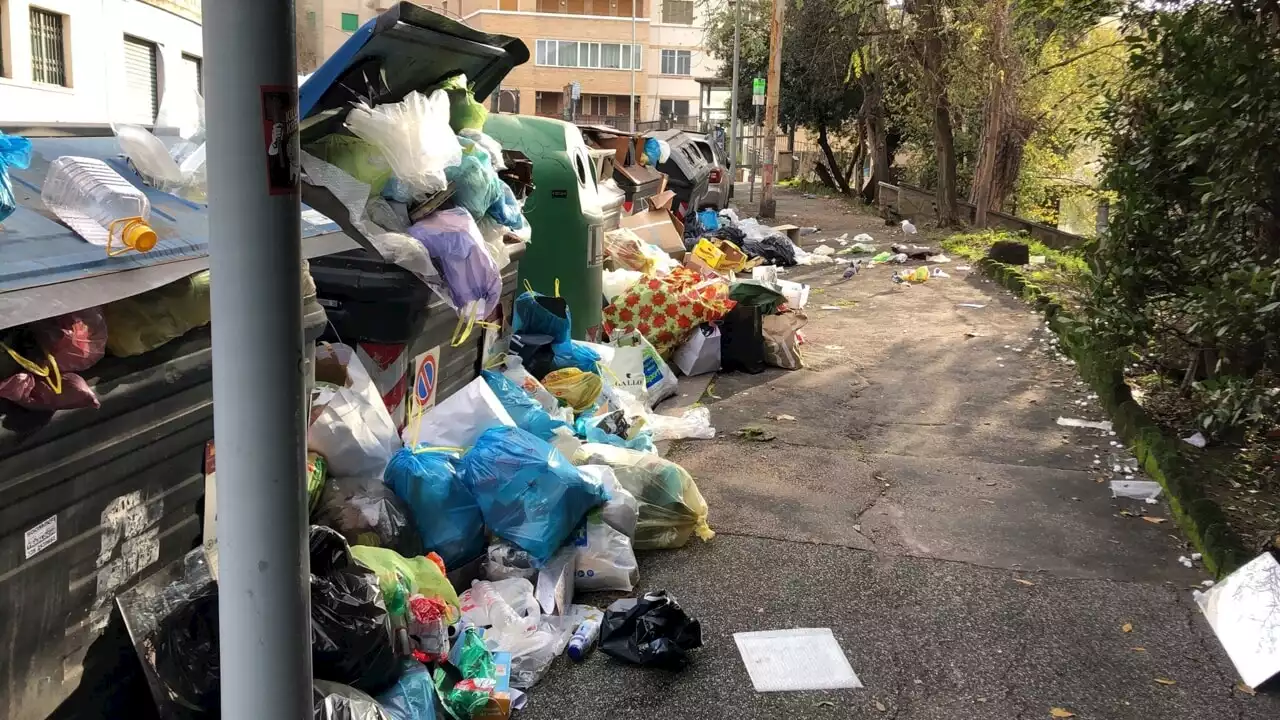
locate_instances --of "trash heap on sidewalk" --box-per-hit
[91,76,742,720]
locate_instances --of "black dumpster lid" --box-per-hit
[299,2,528,121]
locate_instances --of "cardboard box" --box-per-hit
[621,189,686,259]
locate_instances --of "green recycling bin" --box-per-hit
[483,114,605,340]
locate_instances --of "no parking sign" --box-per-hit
[409,345,440,417]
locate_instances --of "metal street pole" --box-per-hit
[749,104,759,203]
[630,1,638,132]
[728,0,741,185]
[759,0,785,218]
[205,0,312,717]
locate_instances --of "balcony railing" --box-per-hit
[537,112,634,129]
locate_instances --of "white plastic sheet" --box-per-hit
[401,376,515,449]
[1196,552,1280,688]
[734,628,862,692]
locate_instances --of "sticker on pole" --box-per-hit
[409,346,441,416]
[260,86,299,195]
[24,515,57,559]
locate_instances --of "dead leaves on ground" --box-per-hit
[1154,677,1177,686]
[1014,578,1037,587]
[1050,709,1076,719]
[1142,516,1169,524]
[1121,622,1134,633]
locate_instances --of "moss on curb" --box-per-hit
[974,257,1252,577]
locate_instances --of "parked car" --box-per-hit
[686,131,731,210]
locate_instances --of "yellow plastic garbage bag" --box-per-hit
[542,367,603,413]
[349,545,460,621]
[572,443,713,550]
[104,271,211,357]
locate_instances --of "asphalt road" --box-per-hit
[519,188,1277,719]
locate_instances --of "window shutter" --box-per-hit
[123,36,159,124]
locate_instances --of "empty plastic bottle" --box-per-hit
[567,607,603,662]
[42,156,157,255]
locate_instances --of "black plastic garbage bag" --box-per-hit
[314,679,393,720]
[310,526,401,694]
[314,475,425,558]
[742,233,797,267]
[711,224,746,246]
[599,590,702,670]
[719,304,766,374]
[149,576,221,716]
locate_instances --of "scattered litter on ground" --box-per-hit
[1142,516,1168,524]
[1111,480,1163,501]
[734,628,862,692]
[1051,709,1076,719]
[600,591,702,670]
[1183,432,1207,448]
[736,426,777,442]
[1122,623,1134,633]
[1029,255,1047,265]
[926,254,951,263]
[1056,417,1114,431]
[957,303,987,309]
[776,414,797,422]
[1179,556,1195,568]
[1154,678,1177,686]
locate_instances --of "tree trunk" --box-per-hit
[917,0,960,227]
[970,1,1012,226]
[817,125,852,195]
[863,74,891,205]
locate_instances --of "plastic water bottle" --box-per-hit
[42,156,157,254]
[567,609,603,662]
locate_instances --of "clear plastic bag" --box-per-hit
[500,355,560,414]
[345,90,461,195]
[313,475,424,558]
[459,426,609,564]
[446,136,504,219]
[348,545,459,620]
[573,443,713,550]
[484,541,539,583]
[458,579,570,689]
[542,368,604,413]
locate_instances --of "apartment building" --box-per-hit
[0,0,203,125]
[458,0,720,128]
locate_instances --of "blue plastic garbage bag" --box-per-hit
[459,426,608,564]
[643,137,661,166]
[446,136,504,219]
[697,209,720,232]
[487,183,524,229]
[408,208,502,316]
[481,369,569,441]
[551,340,601,374]
[376,660,438,720]
[383,447,486,568]
[0,131,33,223]
[512,289,571,345]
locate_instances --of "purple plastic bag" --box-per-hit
[407,208,501,317]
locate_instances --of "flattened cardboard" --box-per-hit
[620,189,685,258]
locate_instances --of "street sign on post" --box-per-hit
[752,77,766,105]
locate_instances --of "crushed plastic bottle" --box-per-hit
[42,156,157,255]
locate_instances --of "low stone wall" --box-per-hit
[880,181,1086,250]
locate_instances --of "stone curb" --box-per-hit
[974,257,1251,577]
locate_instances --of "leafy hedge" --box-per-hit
[1088,1,1280,438]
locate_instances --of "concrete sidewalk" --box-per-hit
[521,189,1277,719]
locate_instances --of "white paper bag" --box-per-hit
[401,376,516,449]
[673,325,722,376]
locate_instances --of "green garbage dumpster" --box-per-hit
[482,114,605,340]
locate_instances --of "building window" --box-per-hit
[588,95,609,116]
[659,98,690,118]
[662,0,694,24]
[340,12,359,32]
[660,49,691,76]
[123,36,158,124]
[181,53,203,95]
[536,40,641,70]
[30,7,67,87]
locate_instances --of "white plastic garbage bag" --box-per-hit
[612,332,677,408]
[572,514,638,592]
[345,90,461,194]
[578,465,638,538]
[308,343,402,477]
[589,341,647,403]
[673,325,721,376]
[646,406,716,441]
[401,375,515,449]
